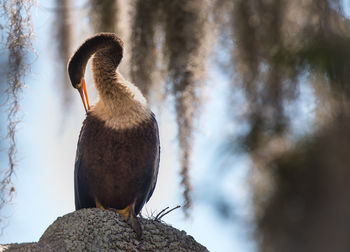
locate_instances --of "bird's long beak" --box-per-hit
[77,78,90,113]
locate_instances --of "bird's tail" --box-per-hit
[117,203,142,239]
[128,211,142,239]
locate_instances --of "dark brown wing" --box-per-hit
[135,113,160,214]
[145,113,160,202]
[74,119,95,210]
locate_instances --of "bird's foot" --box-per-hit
[117,206,130,220]
[95,200,105,210]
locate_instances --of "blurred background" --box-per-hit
[1,0,350,251]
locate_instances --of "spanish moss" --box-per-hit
[1,0,33,220]
[230,0,350,250]
[89,0,118,32]
[54,0,73,110]
[161,0,212,212]
[130,0,160,97]
[231,0,298,152]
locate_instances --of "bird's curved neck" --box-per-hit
[91,49,124,99]
[68,33,123,85]
[70,33,151,129]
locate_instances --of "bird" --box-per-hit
[67,33,160,239]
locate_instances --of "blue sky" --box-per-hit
[0,1,256,251]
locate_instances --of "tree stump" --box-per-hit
[1,208,208,251]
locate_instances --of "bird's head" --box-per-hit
[68,52,90,113]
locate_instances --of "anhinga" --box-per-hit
[67,33,160,239]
